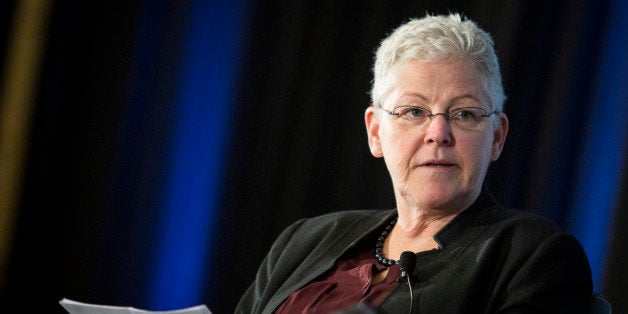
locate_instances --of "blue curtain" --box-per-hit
[148,0,249,308]
[567,0,628,290]
[121,0,249,310]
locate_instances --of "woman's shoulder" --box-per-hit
[303,209,393,224]
[441,195,573,248]
[452,191,565,237]
[469,204,582,252]
[279,209,394,242]
[487,205,564,234]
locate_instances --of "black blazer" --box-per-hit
[236,192,592,313]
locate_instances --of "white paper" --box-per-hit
[59,298,212,314]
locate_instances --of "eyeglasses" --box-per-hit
[378,105,499,131]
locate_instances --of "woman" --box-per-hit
[237,13,592,313]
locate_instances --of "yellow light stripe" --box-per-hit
[0,0,53,294]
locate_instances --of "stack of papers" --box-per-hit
[59,298,212,314]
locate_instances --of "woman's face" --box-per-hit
[365,60,508,212]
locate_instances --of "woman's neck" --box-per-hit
[382,206,461,261]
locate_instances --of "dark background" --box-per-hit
[1,0,626,313]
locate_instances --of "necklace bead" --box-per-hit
[374,216,398,267]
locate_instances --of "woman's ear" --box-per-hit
[491,113,509,161]
[365,106,383,158]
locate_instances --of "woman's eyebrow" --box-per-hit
[400,93,481,106]
[448,94,482,105]
[399,92,428,104]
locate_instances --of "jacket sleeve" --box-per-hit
[235,218,307,314]
[499,232,593,313]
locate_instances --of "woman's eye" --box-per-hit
[403,108,426,118]
[455,110,477,120]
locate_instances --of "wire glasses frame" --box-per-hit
[377,105,500,131]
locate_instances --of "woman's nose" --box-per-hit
[424,114,453,145]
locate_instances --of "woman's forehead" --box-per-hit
[385,60,489,106]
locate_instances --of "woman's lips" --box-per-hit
[419,159,456,167]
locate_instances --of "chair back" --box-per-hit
[590,293,612,314]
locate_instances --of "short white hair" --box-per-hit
[371,13,506,113]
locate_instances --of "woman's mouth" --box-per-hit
[420,160,456,167]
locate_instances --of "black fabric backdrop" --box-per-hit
[1,0,626,313]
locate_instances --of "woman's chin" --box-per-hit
[404,187,472,211]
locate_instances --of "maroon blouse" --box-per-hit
[275,246,401,313]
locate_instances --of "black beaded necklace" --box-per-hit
[374,216,398,267]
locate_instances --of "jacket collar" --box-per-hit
[432,189,502,249]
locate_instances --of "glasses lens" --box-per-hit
[450,107,486,130]
[386,106,491,130]
[394,106,430,125]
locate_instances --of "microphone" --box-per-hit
[399,251,417,279]
[398,251,416,314]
